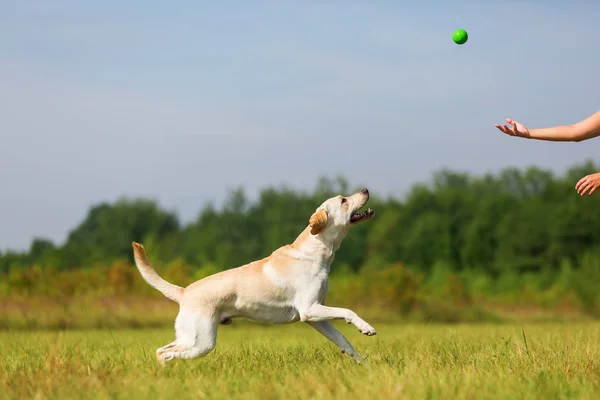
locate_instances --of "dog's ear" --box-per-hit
[309,209,328,235]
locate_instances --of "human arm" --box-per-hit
[494,110,600,142]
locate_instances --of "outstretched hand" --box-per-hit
[576,173,600,196]
[494,118,530,138]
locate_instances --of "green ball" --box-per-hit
[452,29,468,45]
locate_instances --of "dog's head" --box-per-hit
[308,188,374,243]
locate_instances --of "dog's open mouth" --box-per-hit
[350,208,374,224]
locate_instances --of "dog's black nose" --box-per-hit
[360,188,369,195]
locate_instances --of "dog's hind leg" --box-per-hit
[157,308,218,365]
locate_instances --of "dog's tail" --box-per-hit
[131,242,184,303]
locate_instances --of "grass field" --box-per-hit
[2,322,600,399]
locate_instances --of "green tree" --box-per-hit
[62,198,180,267]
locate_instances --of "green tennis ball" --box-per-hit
[452,29,468,45]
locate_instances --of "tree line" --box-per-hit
[2,161,600,278]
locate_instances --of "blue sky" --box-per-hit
[1,1,598,251]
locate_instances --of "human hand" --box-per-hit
[576,173,600,196]
[494,118,530,138]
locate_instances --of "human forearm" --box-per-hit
[527,125,581,142]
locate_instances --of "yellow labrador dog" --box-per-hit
[132,188,375,364]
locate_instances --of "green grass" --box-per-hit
[2,322,600,399]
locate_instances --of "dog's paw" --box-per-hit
[362,326,377,336]
[342,349,363,363]
[156,351,174,365]
[354,318,376,336]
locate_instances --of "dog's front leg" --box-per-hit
[306,321,364,362]
[301,304,376,336]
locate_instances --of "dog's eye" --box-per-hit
[341,198,347,204]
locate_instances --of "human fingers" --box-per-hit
[588,185,597,196]
[495,124,510,135]
[575,176,589,191]
[578,182,591,196]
